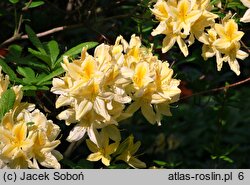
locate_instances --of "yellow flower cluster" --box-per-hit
[151,0,249,75]
[52,35,181,143]
[51,35,180,167]
[0,67,62,169]
[202,16,249,75]
[151,0,218,56]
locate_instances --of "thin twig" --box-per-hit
[240,40,250,53]
[0,13,132,47]
[0,23,84,47]
[180,76,250,100]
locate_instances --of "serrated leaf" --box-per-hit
[0,89,16,121]
[25,1,44,8]
[37,67,64,85]
[25,25,46,54]
[54,42,98,67]
[47,40,59,66]
[9,0,19,4]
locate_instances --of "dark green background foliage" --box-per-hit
[0,0,250,168]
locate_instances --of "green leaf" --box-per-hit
[22,85,37,91]
[0,89,16,121]
[28,48,50,65]
[75,159,94,169]
[153,160,167,166]
[17,66,35,79]
[25,1,44,8]
[37,67,64,85]
[55,41,98,67]
[219,156,234,163]
[0,59,22,83]
[227,2,246,9]
[8,44,23,57]
[9,0,19,4]
[47,40,59,66]
[25,25,46,54]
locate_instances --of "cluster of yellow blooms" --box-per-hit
[0,67,62,169]
[151,0,249,75]
[1,0,249,169]
[51,35,181,167]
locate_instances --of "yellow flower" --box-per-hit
[150,0,170,21]
[151,0,204,56]
[132,62,153,90]
[52,34,180,143]
[191,11,218,43]
[0,122,33,168]
[213,19,244,50]
[86,129,119,166]
[169,0,202,36]
[0,66,9,96]
[115,135,146,168]
[0,83,62,169]
[212,18,249,75]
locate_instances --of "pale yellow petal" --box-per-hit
[151,21,167,36]
[141,103,156,124]
[228,58,240,76]
[87,152,102,162]
[67,125,87,142]
[128,157,146,169]
[101,156,111,166]
[177,36,189,57]
[241,0,250,8]
[86,139,99,153]
[240,9,250,23]
[162,35,177,53]
[236,50,249,60]
[93,98,110,121]
[75,100,93,120]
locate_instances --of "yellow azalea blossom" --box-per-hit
[0,66,9,96]
[52,34,180,143]
[168,0,202,36]
[151,0,219,56]
[213,19,244,50]
[152,21,189,56]
[0,107,62,169]
[191,11,218,43]
[0,122,33,169]
[52,42,131,143]
[201,28,224,71]
[0,69,62,169]
[116,35,180,125]
[86,129,119,166]
[213,18,249,75]
[115,135,146,168]
[150,0,170,21]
